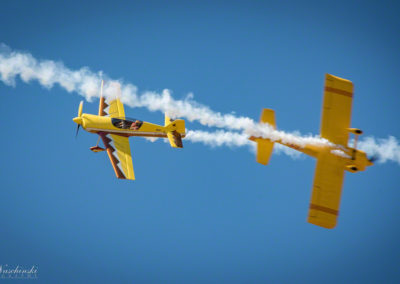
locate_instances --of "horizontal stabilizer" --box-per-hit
[256,138,274,165]
[167,131,183,148]
[165,113,185,148]
[251,108,276,165]
[260,108,276,127]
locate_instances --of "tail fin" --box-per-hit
[165,114,185,148]
[250,109,276,165]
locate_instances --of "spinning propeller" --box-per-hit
[74,101,84,138]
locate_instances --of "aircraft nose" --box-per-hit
[73,117,83,125]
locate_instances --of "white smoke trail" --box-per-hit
[144,129,302,158]
[185,130,400,164]
[0,44,254,129]
[186,130,251,148]
[185,130,302,159]
[0,44,399,164]
[0,44,328,148]
[358,136,400,164]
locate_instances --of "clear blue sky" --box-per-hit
[1,0,399,283]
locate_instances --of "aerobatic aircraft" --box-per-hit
[249,74,374,229]
[73,81,186,180]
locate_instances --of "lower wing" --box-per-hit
[100,133,135,180]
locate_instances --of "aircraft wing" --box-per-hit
[308,152,346,229]
[98,83,126,118]
[100,133,135,180]
[320,74,354,146]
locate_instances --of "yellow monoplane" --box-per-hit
[73,81,185,180]
[250,74,374,229]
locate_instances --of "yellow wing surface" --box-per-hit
[308,151,346,229]
[320,74,354,146]
[101,133,135,180]
[307,74,354,228]
[97,83,134,179]
[98,82,126,118]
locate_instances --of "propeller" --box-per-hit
[368,155,379,163]
[75,124,81,138]
[78,100,83,117]
[74,101,84,138]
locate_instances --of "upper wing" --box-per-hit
[307,152,346,229]
[98,82,126,118]
[100,134,135,180]
[320,74,354,146]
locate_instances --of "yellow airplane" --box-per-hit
[73,81,186,180]
[249,74,374,229]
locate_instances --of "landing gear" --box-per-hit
[347,128,363,160]
[90,136,105,152]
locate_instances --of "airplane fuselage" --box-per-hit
[73,113,186,138]
[250,135,372,173]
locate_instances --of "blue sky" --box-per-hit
[1,0,399,283]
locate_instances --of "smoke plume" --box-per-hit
[1,44,399,164]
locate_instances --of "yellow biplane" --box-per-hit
[73,81,185,180]
[250,74,374,229]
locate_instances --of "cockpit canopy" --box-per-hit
[112,117,143,130]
